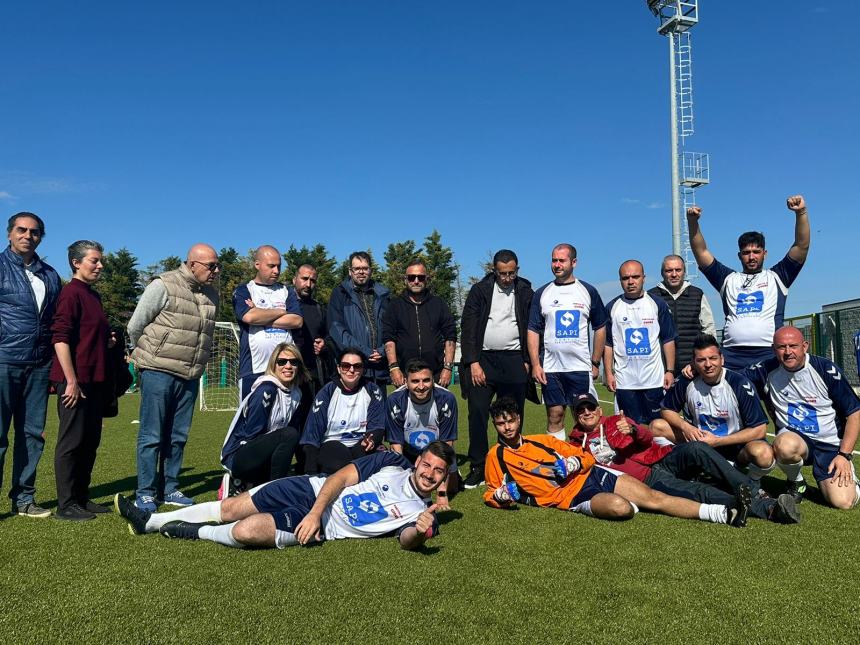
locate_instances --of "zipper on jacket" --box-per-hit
[414,303,422,356]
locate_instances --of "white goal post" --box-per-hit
[199,321,241,411]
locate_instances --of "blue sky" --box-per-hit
[2,2,856,320]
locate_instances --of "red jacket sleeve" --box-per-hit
[51,287,81,345]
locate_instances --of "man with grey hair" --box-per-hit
[648,254,715,374]
[128,243,220,512]
[0,212,61,517]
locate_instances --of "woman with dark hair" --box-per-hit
[219,342,311,495]
[51,240,116,521]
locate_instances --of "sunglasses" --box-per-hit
[276,357,302,367]
[576,404,598,413]
[191,260,222,272]
[338,361,364,372]
[406,274,427,283]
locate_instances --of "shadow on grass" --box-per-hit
[437,509,464,526]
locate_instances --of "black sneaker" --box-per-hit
[728,484,752,528]
[83,501,111,514]
[770,493,801,524]
[114,493,151,535]
[463,466,485,489]
[160,520,205,540]
[55,504,96,522]
[785,479,807,504]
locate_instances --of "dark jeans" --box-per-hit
[646,441,770,519]
[231,426,300,488]
[318,441,370,475]
[466,351,528,467]
[54,381,106,510]
[0,362,51,506]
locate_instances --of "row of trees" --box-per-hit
[92,230,466,328]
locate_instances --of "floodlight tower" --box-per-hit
[646,1,710,278]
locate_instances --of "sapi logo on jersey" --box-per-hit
[698,414,729,436]
[342,492,388,526]
[736,291,764,314]
[409,430,434,449]
[555,310,580,338]
[787,402,819,434]
[624,328,651,355]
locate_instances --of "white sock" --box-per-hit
[199,522,242,548]
[747,459,776,483]
[274,530,300,549]
[569,500,593,516]
[548,429,567,441]
[144,501,223,532]
[652,436,674,447]
[629,502,640,514]
[778,460,804,482]
[698,503,728,524]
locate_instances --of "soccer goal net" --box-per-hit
[199,321,241,411]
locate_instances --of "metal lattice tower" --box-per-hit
[646,1,710,280]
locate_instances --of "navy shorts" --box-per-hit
[570,467,619,506]
[721,346,774,371]
[614,387,664,424]
[251,475,317,533]
[543,371,591,407]
[780,428,841,482]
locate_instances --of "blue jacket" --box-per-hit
[0,246,62,365]
[327,278,390,381]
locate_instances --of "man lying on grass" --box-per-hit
[483,397,750,527]
[568,393,799,524]
[115,441,455,550]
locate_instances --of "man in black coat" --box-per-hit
[458,250,533,488]
[293,264,330,394]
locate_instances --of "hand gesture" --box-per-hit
[553,456,581,480]
[414,503,439,537]
[360,432,379,453]
[686,205,702,219]
[786,195,806,212]
[615,412,632,435]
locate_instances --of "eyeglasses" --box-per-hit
[338,361,364,372]
[406,274,427,283]
[576,404,598,414]
[350,266,370,273]
[191,261,221,272]
[276,357,302,367]
[495,270,518,278]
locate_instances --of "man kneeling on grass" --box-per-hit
[115,441,455,551]
[483,397,751,527]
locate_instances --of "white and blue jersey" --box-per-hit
[605,293,676,390]
[234,281,303,377]
[385,385,458,453]
[317,451,438,540]
[220,376,302,469]
[701,255,803,349]
[745,355,860,447]
[300,380,386,448]
[528,279,607,373]
[662,369,768,437]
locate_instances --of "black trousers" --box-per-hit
[54,381,107,510]
[466,351,528,467]
[231,426,300,488]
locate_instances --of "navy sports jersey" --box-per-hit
[605,293,676,389]
[528,279,607,373]
[701,255,803,349]
[662,369,767,437]
[745,355,860,447]
[311,451,438,540]
[221,376,302,468]
[234,281,303,377]
[385,385,458,451]
[300,380,385,448]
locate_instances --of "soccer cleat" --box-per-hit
[785,479,807,504]
[728,484,752,528]
[115,494,151,535]
[463,466,485,489]
[771,494,801,524]
[162,490,194,507]
[159,521,205,540]
[134,495,157,513]
[14,502,51,518]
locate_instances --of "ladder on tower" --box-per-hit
[674,31,694,138]
[681,186,699,280]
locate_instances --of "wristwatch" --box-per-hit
[837,450,854,462]
[442,361,454,371]
[590,359,600,368]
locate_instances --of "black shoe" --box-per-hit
[770,493,801,524]
[728,484,752,528]
[114,493,151,535]
[785,479,807,504]
[160,520,205,540]
[55,504,96,522]
[463,466,485,489]
[83,501,111,514]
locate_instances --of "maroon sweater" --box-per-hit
[50,278,110,384]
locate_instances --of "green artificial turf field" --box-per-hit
[0,385,858,644]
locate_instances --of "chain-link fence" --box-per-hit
[786,306,860,387]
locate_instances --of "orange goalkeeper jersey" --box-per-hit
[483,434,596,509]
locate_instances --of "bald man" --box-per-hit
[745,327,860,509]
[128,243,221,511]
[604,260,676,428]
[232,246,303,398]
